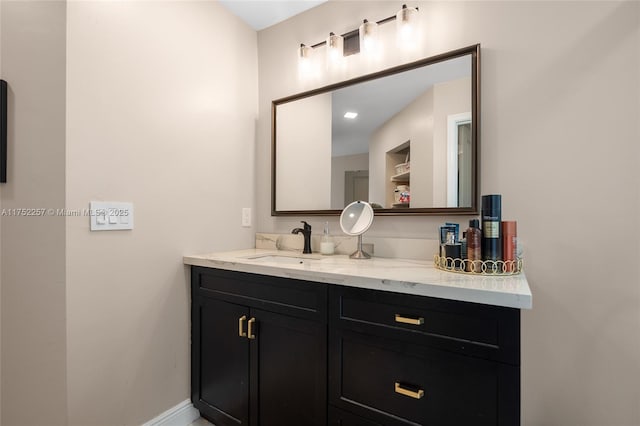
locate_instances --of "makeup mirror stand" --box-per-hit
[351,234,371,259]
[340,200,374,259]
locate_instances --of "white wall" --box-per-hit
[0,1,258,424]
[276,93,331,210]
[0,1,68,425]
[257,1,640,425]
[330,153,369,208]
[369,88,434,207]
[368,77,468,208]
[432,77,471,206]
[64,1,257,425]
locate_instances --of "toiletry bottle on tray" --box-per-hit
[482,194,502,271]
[466,219,482,272]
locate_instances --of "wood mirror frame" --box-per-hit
[271,44,480,216]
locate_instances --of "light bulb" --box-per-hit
[326,32,344,69]
[359,19,378,55]
[298,44,312,65]
[297,43,314,79]
[396,4,420,50]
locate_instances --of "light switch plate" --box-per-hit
[90,201,134,231]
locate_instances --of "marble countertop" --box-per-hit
[183,249,532,309]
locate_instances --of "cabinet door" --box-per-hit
[249,309,327,426]
[194,297,250,426]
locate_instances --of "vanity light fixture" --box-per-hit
[298,43,313,72]
[326,32,344,68]
[396,4,420,49]
[298,43,312,61]
[344,112,358,119]
[359,19,379,55]
[297,4,419,75]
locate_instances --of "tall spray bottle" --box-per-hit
[481,194,502,263]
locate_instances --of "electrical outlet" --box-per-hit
[242,208,251,227]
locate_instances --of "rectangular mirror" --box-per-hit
[272,44,480,216]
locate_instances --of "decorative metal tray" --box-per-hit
[433,255,523,275]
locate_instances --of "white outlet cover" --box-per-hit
[242,207,251,227]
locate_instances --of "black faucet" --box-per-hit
[291,221,312,254]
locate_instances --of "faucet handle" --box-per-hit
[301,221,311,231]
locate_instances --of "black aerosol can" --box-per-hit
[481,194,502,264]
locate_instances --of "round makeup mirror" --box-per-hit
[340,200,374,259]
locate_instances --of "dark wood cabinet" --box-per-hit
[329,407,385,426]
[191,267,327,426]
[328,286,520,426]
[196,298,250,424]
[251,308,326,426]
[191,266,521,426]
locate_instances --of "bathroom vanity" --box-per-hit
[184,250,531,426]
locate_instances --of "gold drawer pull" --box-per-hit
[247,317,256,340]
[395,314,424,326]
[238,315,247,337]
[395,382,424,400]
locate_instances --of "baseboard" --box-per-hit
[142,399,200,426]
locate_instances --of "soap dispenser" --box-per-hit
[320,222,335,255]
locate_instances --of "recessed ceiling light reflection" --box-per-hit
[344,112,358,119]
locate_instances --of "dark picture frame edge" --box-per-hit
[0,79,7,183]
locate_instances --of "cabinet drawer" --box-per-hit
[192,267,327,321]
[330,330,519,426]
[330,285,519,364]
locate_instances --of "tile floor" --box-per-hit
[188,417,213,426]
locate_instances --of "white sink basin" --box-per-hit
[245,254,322,265]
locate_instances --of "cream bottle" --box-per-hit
[320,222,335,255]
